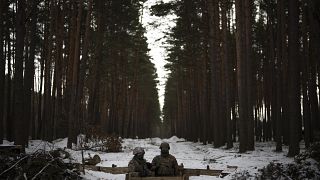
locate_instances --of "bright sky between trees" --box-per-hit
[141,0,176,110]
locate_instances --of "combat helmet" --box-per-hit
[159,142,170,150]
[133,147,145,155]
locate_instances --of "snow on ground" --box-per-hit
[0,140,14,146]
[25,136,299,180]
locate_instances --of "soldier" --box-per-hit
[128,147,153,177]
[152,142,179,176]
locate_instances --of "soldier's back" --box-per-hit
[129,158,153,177]
[152,155,178,176]
[130,158,148,171]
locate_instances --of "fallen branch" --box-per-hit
[31,159,55,180]
[281,172,293,180]
[0,155,29,176]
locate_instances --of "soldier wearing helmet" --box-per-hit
[151,142,179,176]
[128,147,153,177]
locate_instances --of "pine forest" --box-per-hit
[0,0,320,179]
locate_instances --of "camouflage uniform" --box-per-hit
[152,142,179,176]
[128,147,152,177]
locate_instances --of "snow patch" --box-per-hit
[53,138,68,148]
[150,137,162,146]
[165,136,185,143]
[82,170,125,180]
[0,140,14,146]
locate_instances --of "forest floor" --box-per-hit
[3,136,319,179]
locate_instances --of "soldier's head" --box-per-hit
[133,147,145,160]
[160,142,170,155]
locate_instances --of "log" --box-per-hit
[78,164,129,174]
[127,176,184,180]
[182,168,223,176]
[77,164,237,178]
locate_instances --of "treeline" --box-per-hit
[157,0,320,156]
[0,0,161,148]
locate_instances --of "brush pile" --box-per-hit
[80,128,123,152]
[258,143,320,179]
[0,149,81,179]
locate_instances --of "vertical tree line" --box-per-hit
[0,0,6,145]
[0,0,161,148]
[157,0,320,156]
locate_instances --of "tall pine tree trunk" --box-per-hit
[67,0,83,148]
[77,0,93,133]
[200,0,208,143]
[222,0,233,149]
[88,0,104,126]
[287,0,301,157]
[14,0,27,146]
[0,0,6,144]
[24,0,38,143]
[275,0,285,152]
[53,2,64,138]
[235,0,249,153]
[42,1,54,141]
[308,0,320,135]
[245,0,254,151]
[207,0,222,148]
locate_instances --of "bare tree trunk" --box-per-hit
[42,1,55,141]
[67,0,83,148]
[24,0,38,144]
[287,0,301,157]
[14,0,27,146]
[275,0,285,152]
[207,0,222,148]
[308,0,320,136]
[245,0,254,151]
[199,1,208,142]
[235,0,248,153]
[0,0,6,144]
[88,0,104,127]
[280,0,289,145]
[53,2,64,138]
[222,0,233,149]
[77,0,93,133]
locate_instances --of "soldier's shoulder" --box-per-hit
[128,159,135,164]
[128,159,135,168]
[129,158,138,164]
[152,155,161,161]
[169,154,177,160]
